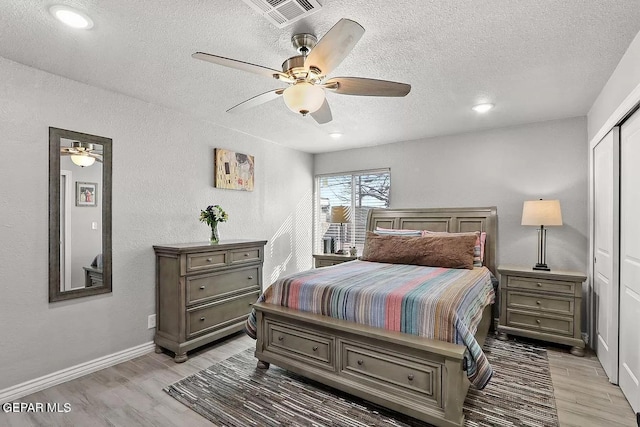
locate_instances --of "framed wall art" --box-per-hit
[214,148,254,191]
[76,182,97,207]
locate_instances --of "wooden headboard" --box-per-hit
[366,207,498,276]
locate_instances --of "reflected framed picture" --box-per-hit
[76,182,97,207]
[214,148,254,191]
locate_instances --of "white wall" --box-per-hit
[588,30,640,141]
[0,56,313,390]
[315,117,589,272]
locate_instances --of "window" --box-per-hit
[315,169,390,253]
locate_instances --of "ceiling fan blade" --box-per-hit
[311,99,332,124]
[226,89,285,114]
[323,77,411,97]
[304,19,365,76]
[192,52,287,80]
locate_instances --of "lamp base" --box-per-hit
[533,263,550,271]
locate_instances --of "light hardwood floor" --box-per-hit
[0,333,636,427]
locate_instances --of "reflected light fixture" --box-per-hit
[472,103,494,113]
[49,5,94,29]
[70,154,96,167]
[282,82,325,116]
[521,199,563,271]
[329,132,342,139]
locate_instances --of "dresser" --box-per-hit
[497,265,587,356]
[153,239,267,362]
[313,253,358,268]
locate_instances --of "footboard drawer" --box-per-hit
[266,321,334,369]
[340,341,442,407]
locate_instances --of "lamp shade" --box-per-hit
[521,199,563,226]
[330,206,351,224]
[70,154,96,167]
[283,82,325,116]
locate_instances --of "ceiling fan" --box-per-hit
[192,18,411,124]
[61,141,103,167]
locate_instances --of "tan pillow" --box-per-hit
[361,231,476,269]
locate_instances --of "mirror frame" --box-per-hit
[49,127,112,302]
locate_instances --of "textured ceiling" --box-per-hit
[1,1,639,153]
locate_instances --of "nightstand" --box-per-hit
[313,253,358,268]
[497,265,587,356]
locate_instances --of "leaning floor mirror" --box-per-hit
[49,127,112,302]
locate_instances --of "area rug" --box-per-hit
[164,336,559,426]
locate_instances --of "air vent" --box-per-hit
[241,0,322,28]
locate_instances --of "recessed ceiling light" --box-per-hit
[472,103,494,113]
[49,5,94,29]
[329,132,342,139]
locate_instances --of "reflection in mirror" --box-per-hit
[49,128,112,302]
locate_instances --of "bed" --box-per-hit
[251,207,497,427]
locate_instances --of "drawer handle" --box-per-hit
[408,374,414,381]
[248,276,254,280]
[244,253,249,257]
[312,346,318,351]
[199,286,206,290]
[536,300,541,305]
[536,319,541,324]
[200,317,205,321]
[357,359,363,366]
[206,258,213,263]
[537,282,542,287]
[278,335,284,341]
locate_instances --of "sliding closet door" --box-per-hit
[620,109,640,413]
[593,128,619,382]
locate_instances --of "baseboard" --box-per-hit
[0,341,155,404]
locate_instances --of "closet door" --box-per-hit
[593,128,619,382]
[620,109,640,413]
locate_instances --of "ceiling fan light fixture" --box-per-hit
[49,5,94,29]
[283,82,325,116]
[472,103,494,113]
[70,154,96,167]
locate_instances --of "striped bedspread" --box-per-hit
[245,260,495,389]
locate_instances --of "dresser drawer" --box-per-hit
[230,247,261,265]
[340,342,441,406]
[266,322,333,368]
[507,276,575,295]
[186,251,227,272]
[186,267,260,305]
[187,291,259,338]
[506,310,573,336]
[506,291,574,315]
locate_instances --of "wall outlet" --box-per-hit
[148,314,156,329]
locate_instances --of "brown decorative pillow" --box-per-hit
[361,231,477,269]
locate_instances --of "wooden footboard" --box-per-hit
[254,302,492,427]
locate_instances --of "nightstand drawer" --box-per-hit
[507,276,575,295]
[316,259,340,267]
[507,291,574,315]
[506,310,573,336]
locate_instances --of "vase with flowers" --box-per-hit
[199,204,228,244]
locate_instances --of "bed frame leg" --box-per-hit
[257,360,270,369]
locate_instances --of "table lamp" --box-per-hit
[330,206,351,254]
[521,199,563,271]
